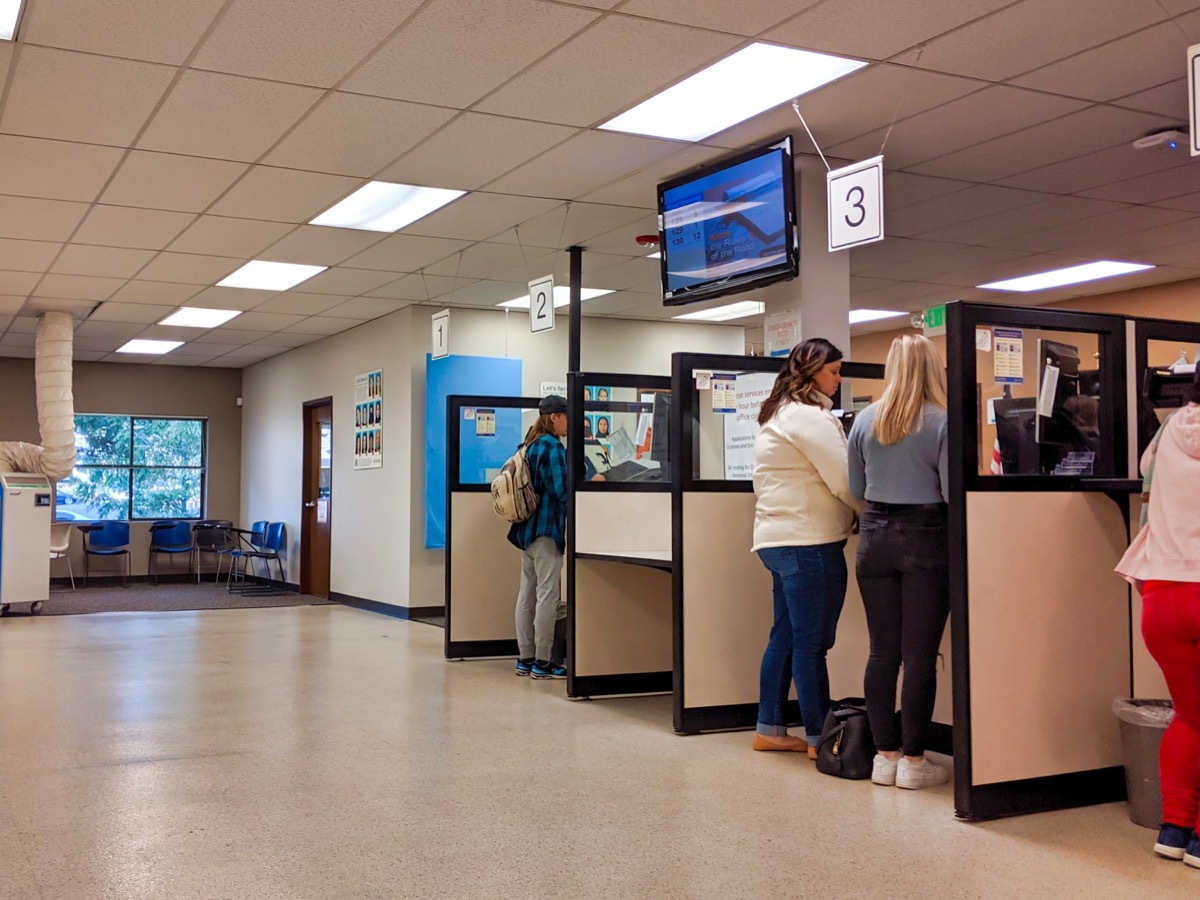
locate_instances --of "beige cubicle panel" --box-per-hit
[575,559,672,677]
[448,492,520,646]
[575,491,671,554]
[966,491,1131,786]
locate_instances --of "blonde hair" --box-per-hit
[872,334,947,445]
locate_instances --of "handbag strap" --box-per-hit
[1141,411,1177,528]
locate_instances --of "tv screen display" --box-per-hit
[657,136,798,306]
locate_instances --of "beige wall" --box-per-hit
[0,358,242,577]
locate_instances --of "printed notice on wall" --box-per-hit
[711,374,737,414]
[993,328,1024,384]
[724,371,775,480]
[355,369,383,469]
[475,408,496,437]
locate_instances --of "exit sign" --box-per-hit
[923,304,946,337]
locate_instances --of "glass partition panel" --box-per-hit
[976,325,1106,477]
[456,405,531,485]
[581,380,671,485]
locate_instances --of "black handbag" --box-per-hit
[815,698,874,780]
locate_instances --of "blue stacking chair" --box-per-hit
[82,520,131,588]
[228,522,287,594]
[148,520,195,583]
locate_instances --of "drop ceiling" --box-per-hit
[0,0,1197,365]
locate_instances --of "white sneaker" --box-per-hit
[871,754,898,786]
[896,756,948,790]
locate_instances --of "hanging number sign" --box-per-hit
[528,275,554,334]
[827,155,884,252]
[431,309,449,359]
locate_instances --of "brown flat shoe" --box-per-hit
[753,733,808,752]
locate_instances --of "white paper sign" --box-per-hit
[765,311,801,357]
[993,327,1024,384]
[476,408,496,436]
[711,374,737,414]
[540,381,567,397]
[827,155,884,252]
[1037,365,1060,417]
[528,275,554,333]
[316,498,328,524]
[976,328,993,353]
[431,309,449,359]
[724,372,776,480]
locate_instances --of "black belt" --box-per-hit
[865,501,947,513]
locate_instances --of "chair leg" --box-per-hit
[67,556,75,591]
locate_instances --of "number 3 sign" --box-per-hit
[528,275,555,334]
[827,155,884,252]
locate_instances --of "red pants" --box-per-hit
[1142,580,1200,830]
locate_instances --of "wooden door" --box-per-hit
[301,398,332,597]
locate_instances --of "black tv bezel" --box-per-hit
[656,136,799,308]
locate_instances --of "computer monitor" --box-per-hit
[1035,339,1081,446]
[993,398,1038,475]
[649,392,671,466]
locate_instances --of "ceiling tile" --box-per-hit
[192,0,425,87]
[0,136,123,203]
[153,340,237,356]
[34,274,124,302]
[87,303,176,325]
[223,311,308,331]
[424,242,534,280]
[20,0,226,64]
[1078,164,1200,204]
[379,114,579,191]
[259,226,385,267]
[578,145,728,208]
[23,297,99,317]
[320,297,411,319]
[285,316,363,335]
[991,205,1194,253]
[74,333,134,352]
[488,131,682,199]
[916,196,1127,245]
[341,234,470,273]
[106,281,204,306]
[999,142,1191,194]
[74,206,197,250]
[475,15,740,127]
[850,238,950,276]
[435,280,525,307]
[136,253,242,285]
[1114,78,1190,117]
[5,316,39,334]
[0,196,89,242]
[586,256,661,292]
[0,272,42,295]
[891,0,1166,81]
[491,202,650,250]
[207,167,362,223]
[185,286,279,311]
[201,356,266,368]
[574,219,660,256]
[101,151,250,213]
[1152,190,1200,213]
[1,47,175,145]
[192,328,274,345]
[620,0,819,35]
[50,246,156,279]
[138,70,324,162]
[343,0,598,108]
[364,273,463,301]
[1012,14,1200,102]
[252,292,348,315]
[0,239,62,273]
[887,185,1051,237]
[168,216,295,258]
[294,267,399,296]
[883,173,974,211]
[264,93,457,177]
[405,193,561,242]
[250,332,323,348]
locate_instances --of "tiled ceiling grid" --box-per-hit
[0,0,1196,365]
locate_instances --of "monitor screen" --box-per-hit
[657,137,798,306]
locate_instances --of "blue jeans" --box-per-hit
[756,541,848,744]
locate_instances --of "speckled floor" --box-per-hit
[0,605,1191,899]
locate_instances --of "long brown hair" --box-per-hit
[757,338,844,426]
[871,334,946,445]
[523,413,558,445]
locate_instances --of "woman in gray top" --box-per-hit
[846,334,950,791]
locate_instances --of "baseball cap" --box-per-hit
[539,394,568,415]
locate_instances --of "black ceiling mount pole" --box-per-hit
[568,245,583,376]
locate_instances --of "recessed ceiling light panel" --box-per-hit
[217,261,326,291]
[673,301,764,322]
[0,0,24,41]
[158,307,242,329]
[311,181,466,233]
[978,261,1154,292]
[600,43,867,142]
[849,309,906,325]
[497,287,613,309]
[117,339,184,355]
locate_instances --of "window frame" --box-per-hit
[62,414,208,522]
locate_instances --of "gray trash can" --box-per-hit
[1113,699,1174,829]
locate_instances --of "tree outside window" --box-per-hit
[57,416,205,521]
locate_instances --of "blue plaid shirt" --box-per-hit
[507,434,568,552]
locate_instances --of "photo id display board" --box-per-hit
[355,369,383,470]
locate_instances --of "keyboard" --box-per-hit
[603,460,665,483]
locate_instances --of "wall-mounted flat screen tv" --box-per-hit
[657,136,798,306]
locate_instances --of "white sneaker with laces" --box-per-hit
[871,754,898,786]
[896,756,948,790]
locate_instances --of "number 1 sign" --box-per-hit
[528,275,555,333]
[827,155,884,252]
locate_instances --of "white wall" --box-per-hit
[242,303,743,611]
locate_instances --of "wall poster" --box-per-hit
[355,369,383,470]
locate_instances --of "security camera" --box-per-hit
[1133,128,1189,151]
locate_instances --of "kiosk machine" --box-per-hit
[0,473,52,615]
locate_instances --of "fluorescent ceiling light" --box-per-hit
[217,260,326,291]
[497,287,613,309]
[0,0,23,41]
[673,301,764,322]
[158,307,242,329]
[600,43,867,142]
[116,339,184,355]
[978,261,1154,292]
[646,251,662,259]
[849,309,906,325]
[310,181,466,233]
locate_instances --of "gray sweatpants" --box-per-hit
[515,536,565,661]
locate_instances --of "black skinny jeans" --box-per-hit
[855,502,949,757]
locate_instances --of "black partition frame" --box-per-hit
[1133,316,1200,457]
[566,372,674,699]
[445,394,541,660]
[670,352,884,734]
[945,302,1140,821]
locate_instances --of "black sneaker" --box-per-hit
[1184,832,1200,869]
[1154,823,1190,860]
[515,657,534,677]
[530,659,567,679]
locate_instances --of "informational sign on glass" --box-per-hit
[355,369,383,470]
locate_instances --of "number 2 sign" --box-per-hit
[528,275,555,334]
[827,155,884,252]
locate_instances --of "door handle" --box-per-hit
[304,501,316,508]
